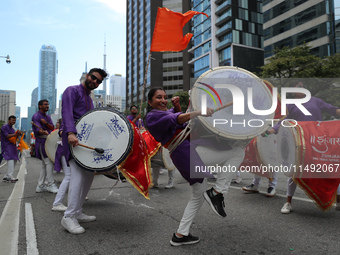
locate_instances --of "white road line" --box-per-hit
[0,158,26,255]
[0,161,7,169]
[229,185,313,203]
[25,203,39,255]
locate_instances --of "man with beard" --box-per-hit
[127,105,145,131]
[60,68,107,234]
[32,100,58,193]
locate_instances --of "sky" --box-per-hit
[1,0,340,119]
[0,0,126,118]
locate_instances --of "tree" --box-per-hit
[172,90,189,112]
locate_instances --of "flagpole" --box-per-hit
[139,51,152,116]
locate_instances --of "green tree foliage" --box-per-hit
[260,44,340,119]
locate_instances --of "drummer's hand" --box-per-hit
[40,119,48,125]
[261,128,275,137]
[68,133,78,147]
[16,130,23,136]
[136,113,141,120]
[171,96,180,107]
[205,108,214,117]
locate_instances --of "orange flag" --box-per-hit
[150,7,208,52]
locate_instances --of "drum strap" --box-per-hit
[166,124,191,154]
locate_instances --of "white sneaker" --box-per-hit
[52,204,67,212]
[165,180,174,189]
[234,177,242,184]
[75,213,96,223]
[36,185,47,193]
[281,202,292,214]
[336,203,340,210]
[266,187,276,197]
[47,184,59,193]
[61,216,85,234]
[242,184,259,193]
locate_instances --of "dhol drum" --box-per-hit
[190,66,275,148]
[278,120,340,178]
[151,146,176,171]
[277,120,340,211]
[70,108,134,172]
[256,127,280,167]
[45,129,60,163]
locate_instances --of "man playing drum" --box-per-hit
[32,100,58,193]
[60,68,107,234]
[265,82,340,214]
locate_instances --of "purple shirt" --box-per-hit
[127,114,145,128]
[0,124,19,161]
[61,84,94,162]
[273,97,339,133]
[32,111,53,159]
[146,108,205,185]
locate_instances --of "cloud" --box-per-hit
[94,0,126,15]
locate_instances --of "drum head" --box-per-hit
[70,108,133,172]
[191,66,274,140]
[162,147,176,171]
[256,124,280,166]
[45,129,60,163]
[277,122,297,177]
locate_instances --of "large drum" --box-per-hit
[45,129,60,163]
[277,120,340,211]
[190,66,275,147]
[70,108,134,172]
[256,129,280,167]
[151,146,176,171]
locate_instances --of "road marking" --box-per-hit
[0,158,26,254]
[0,161,7,168]
[229,185,313,203]
[25,203,39,255]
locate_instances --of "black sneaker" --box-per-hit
[3,177,9,182]
[204,188,226,217]
[170,233,200,246]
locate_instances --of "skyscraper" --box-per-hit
[31,87,38,107]
[0,90,16,124]
[126,0,192,109]
[263,0,336,59]
[190,0,264,77]
[38,44,58,115]
[109,74,126,111]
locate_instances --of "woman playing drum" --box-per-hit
[145,88,244,246]
[265,82,340,214]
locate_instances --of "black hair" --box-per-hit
[146,87,166,112]
[38,99,48,106]
[8,115,16,120]
[89,68,108,80]
[130,105,138,110]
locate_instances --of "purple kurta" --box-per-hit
[273,97,339,133]
[61,84,94,162]
[146,108,204,185]
[31,111,53,159]
[127,115,145,128]
[0,124,19,161]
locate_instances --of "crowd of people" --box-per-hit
[1,71,339,246]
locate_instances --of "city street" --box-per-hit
[1,152,340,255]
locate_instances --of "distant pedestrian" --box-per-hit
[1,115,22,182]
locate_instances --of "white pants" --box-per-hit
[53,156,71,206]
[286,178,297,197]
[4,160,17,179]
[64,159,94,218]
[152,167,175,186]
[38,145,54,186]
[252,172,278,188]
[177,146,245,236]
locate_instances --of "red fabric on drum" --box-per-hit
[292,121,340,211]
[118,121,152,199]
[141,131,161,158]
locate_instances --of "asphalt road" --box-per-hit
[1,153,340,255]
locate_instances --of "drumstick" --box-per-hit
[31,121,44,131]
[214,101,233,112]
[78,143,105,154]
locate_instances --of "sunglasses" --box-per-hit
[90,74,102,84]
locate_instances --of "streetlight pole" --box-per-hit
[0,55,11,64]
